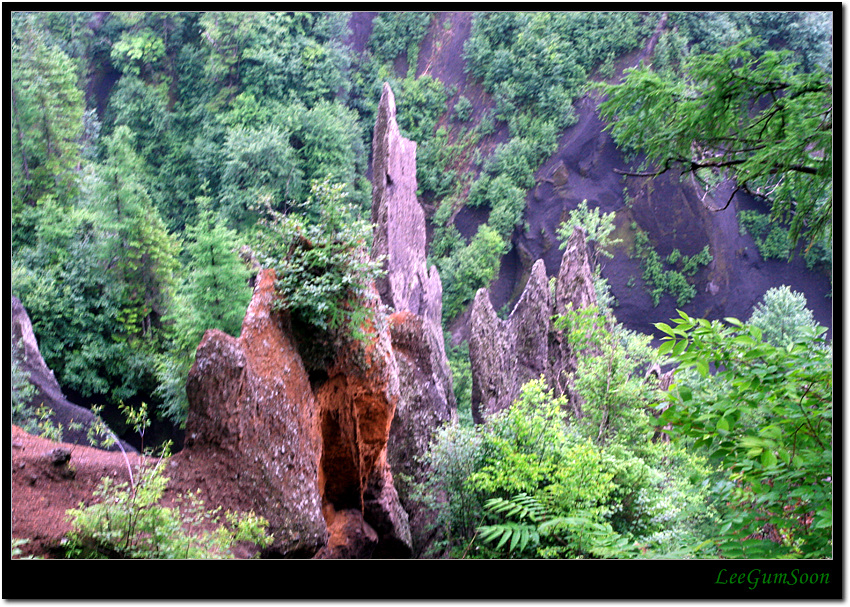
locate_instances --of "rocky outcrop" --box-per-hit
[371,82,443,325]
[183,269,328,557]
[178,83,457,559]
[550,226,599,415]
[370,82,456,556]
[469,226,598,421]
[313,284,412,558]
[11,296,131,452]
[469,259,552,423]
[182,269,412,558]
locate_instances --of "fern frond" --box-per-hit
[484,493,549,523]
[478,522,539,553]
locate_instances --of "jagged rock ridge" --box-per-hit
[469,226,598,422]
[371,81,456,556]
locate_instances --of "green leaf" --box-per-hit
[654,322,675,336]
[657,338,676,356]
[672,339,688,357]
[761,450,777,468]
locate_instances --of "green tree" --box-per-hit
[656,311,832,557]
[368,12,432,64]
[747,285,818,348]
[439,224,509,321]
[11,12,85,208]
[598,39,832,248]
[219,124,303,227]
[156,198,252,426]
[87,125,179,340]
[553,305,655,448]
[283,100,365,200]
[12,336,38,434]
[110,27,166,77]
[183,201,252,340]
[557,200,622,262]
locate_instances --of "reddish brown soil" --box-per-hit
[10,425,262,560]
[11,425,148,558]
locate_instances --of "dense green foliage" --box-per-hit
[11,13,85,209]
[416,306,722,559]
[631,228,712,307]
[10,11,832,561]
[11,11,370,436]
[747,285,820,348]
[656,310,832,557]
[11,338,38,434]
[252,181,385,369]
[599,39,832,250]
[738,209,793,261]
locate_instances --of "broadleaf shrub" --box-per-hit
[253,180,385,368]
[656,311,832,557]
[63,458,272,559]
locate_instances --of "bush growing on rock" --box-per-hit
[253,180,386,366]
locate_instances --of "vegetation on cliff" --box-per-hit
[11,10,831,561]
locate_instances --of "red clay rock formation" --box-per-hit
[313,287,412,558]
[178,83,458,559]
[181,269,412,558]
[181,269,327,557]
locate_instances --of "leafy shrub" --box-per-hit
[481,174,527,239]
[397,75,448,144]
[438,224,508,321]
[446,339,473,426]
[630,229,707,307]
[553,305,655,448]
[738,209,792,261]
[369,12,433,64]
[110,28,165,77]
[557,199,622,260]
[656,311,832,557]
[63,457,272,559]
[253,180,385,368]
[453,95,474,122]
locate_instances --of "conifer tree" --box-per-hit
[156,197,252,426]
[11,12,84,208]
[183,197,253,345]
[88,125,179,340]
